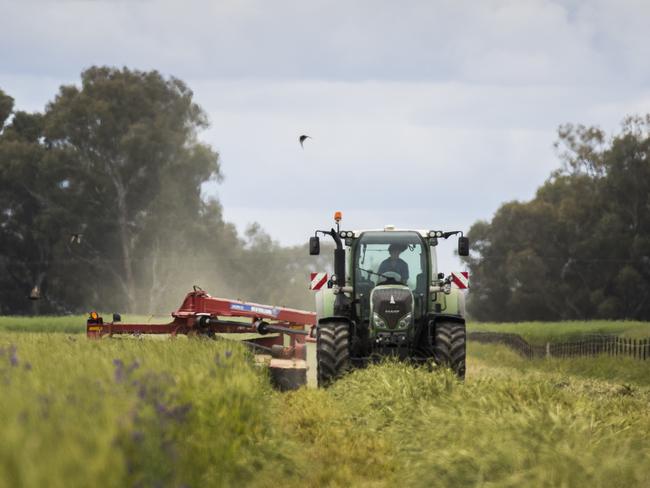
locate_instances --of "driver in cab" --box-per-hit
[378,243,409,283]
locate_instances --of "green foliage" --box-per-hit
[0,69,321,315]
[0,89,13,128]
[467,116,650,321]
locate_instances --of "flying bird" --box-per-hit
[299,135,311,149]
[70,233,83,244]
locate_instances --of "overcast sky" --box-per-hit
[2,0,650,272]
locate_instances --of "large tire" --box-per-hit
[316,322,350,387]
[433,321,466,379]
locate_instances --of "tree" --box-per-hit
[466,116,650,321]
[1,70,325,315]
[43,67,222,312]
[0,97,71,314]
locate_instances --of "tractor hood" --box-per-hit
[369,285,414,332]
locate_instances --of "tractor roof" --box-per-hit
[350,228,430,237]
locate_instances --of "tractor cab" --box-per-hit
[352,231,429,341]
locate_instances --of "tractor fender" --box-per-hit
[429,314,466,326]
[315,288,336,320]
[436,287,466,317]
[317,316,353,329]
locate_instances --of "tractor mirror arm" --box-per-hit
[315,229,343,250]
[442,230,464,239]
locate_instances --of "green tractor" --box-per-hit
[309,213,470,386]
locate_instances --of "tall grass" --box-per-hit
[1,332,649,487]
[0,334,285,487]
[276,354,650,487]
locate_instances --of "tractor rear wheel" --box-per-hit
[433,321,466,379]
[316,322,350,387]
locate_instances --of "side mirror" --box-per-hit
[458,236,469,256]
[309,236,320,255]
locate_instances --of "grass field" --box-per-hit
[1,328,649,487]
[4,315,650,341]
[0,314,172,333]
[468,320,650,344]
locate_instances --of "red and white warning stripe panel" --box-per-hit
[310,272,328,291]
[451,271,469,289]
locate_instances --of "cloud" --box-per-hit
[1,0,649,84]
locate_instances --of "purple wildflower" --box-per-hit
[126,360,140,375]
[132,431,144,443]
[9,345,18,367]
[113,358,125,383]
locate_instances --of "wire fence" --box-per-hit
[468,331,650,360]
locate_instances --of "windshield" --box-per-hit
[354,231,426,293]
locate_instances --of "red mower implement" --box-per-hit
[87,286,316,390]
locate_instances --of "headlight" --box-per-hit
[372,312,387,328]
[397,313,412,329]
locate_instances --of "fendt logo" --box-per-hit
[451,271,470,289]
[310,272,328,291]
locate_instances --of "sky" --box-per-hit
[2,0,650,273]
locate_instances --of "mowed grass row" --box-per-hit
[1,333,649,487]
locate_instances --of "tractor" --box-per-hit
[309,212,469,386]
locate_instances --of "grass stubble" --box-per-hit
[0,330,648,487]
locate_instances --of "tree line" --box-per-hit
[4,66,648,321]
[0,67,327,315]
[465,116,650,321]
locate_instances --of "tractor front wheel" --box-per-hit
[433,321,466,379]
[316,322,350,387]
